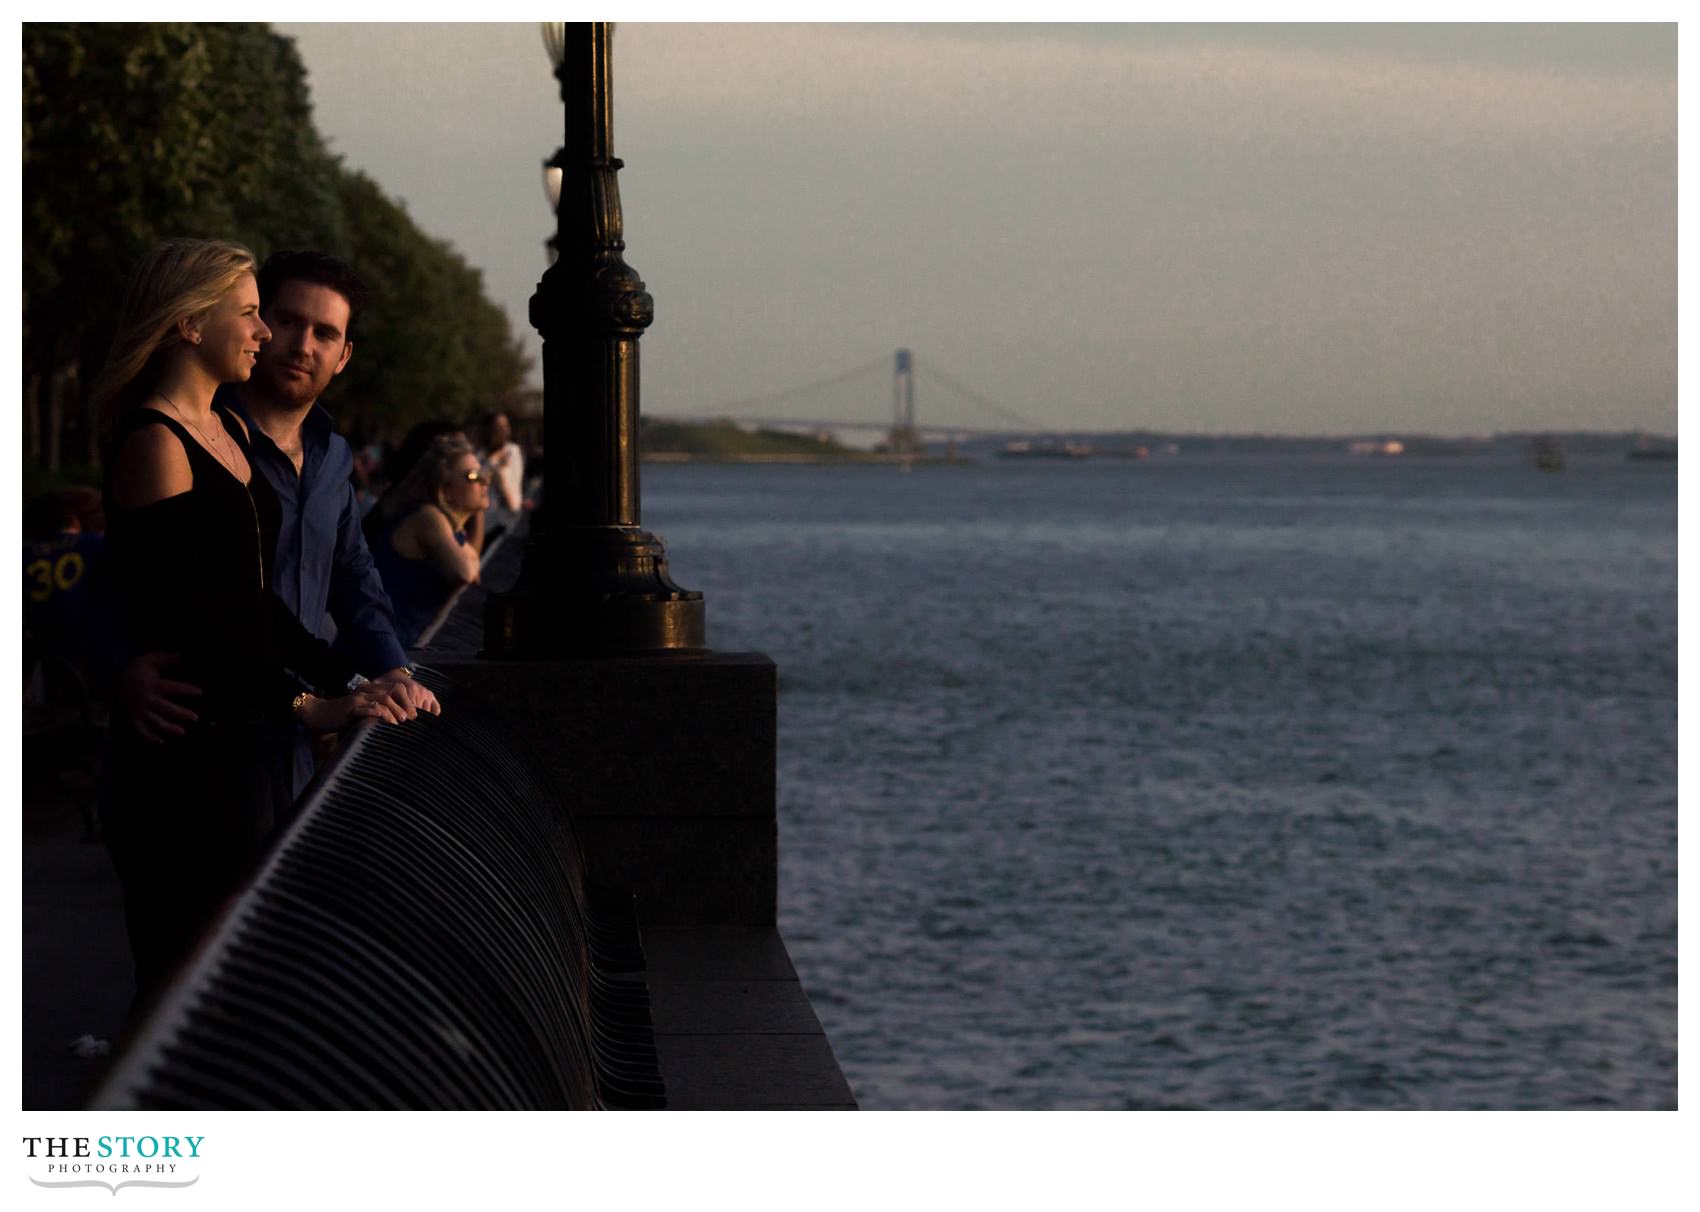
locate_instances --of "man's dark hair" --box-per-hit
[257,250,368,339]
[476,410,510,448]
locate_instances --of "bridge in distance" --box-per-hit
[644,350,1092,449]
[644,415,1033,439]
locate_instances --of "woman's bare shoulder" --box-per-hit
[392,503,450,554]
[110,421,193,509]
[399,503,453,535]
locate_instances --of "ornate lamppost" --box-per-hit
[486,21,704,655]
[541,151,563,263]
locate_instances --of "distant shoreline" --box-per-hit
[640,418,1675,464]
[640,445,1676,466]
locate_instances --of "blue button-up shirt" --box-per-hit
[222,390,408,799]
[224,392,407,671]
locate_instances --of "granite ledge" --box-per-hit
[642,925,856,1111]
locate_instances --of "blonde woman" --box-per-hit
[366,434,488,647]
[94,238,410,1006]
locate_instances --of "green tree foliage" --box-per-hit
[24,23,344,469]
[22,22,528,474]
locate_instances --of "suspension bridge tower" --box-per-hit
[888,348,922,456]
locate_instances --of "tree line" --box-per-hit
[23,22,530,489]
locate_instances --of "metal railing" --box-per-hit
[90,661,664,1110]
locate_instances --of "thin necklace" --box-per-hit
[158,391,243,483]
[155,391,266,591]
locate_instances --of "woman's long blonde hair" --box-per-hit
[90,238,258,429]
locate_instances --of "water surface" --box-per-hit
[647,455,1676,1109]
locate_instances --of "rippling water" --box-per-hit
[646,455,1676,1109]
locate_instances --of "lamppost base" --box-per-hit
[483,525,706,656]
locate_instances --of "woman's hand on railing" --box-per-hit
[371,667,441,718]
[293,684,414,734]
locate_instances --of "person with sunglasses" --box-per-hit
[365,433,488,647]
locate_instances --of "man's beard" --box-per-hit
[253,360,328,408]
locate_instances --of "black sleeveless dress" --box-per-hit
[100,404,359,1004]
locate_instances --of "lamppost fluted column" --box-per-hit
[486,21,704,655]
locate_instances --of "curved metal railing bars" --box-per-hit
[89,662,664,1110]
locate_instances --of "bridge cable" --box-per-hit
[911,355,1050,431]
[681,354,891,420]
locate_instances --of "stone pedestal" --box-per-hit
[434,651,776,927]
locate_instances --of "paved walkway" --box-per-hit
[22,776,133,1109]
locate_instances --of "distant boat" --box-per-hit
[1530,438,1566,471]
[999,440,1091,460]
[1347,439,1405,457]
[1627,436,1676,462]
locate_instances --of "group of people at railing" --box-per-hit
[23,239,536,1013]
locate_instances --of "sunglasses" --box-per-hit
[461,470,488,484]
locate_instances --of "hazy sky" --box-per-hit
[276,22,1676,437]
